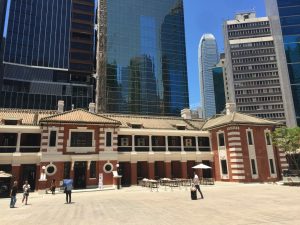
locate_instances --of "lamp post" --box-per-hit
[116,163,121,189]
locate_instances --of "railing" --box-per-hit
[198,147,211,152]
[152,146,166,152]
[0,147,16,153]
[20,146,40,153]
[117,146,132,152]
[168,146,181,152]
[184,147,196,152]
[135,146,150,152]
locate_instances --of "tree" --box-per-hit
[272,127,300,171]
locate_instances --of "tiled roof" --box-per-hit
[202,112,278,130]
[101,113,206,130]
[0,108,56,125]
[41,109,120,125]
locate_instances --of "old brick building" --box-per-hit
[0,102,288,190]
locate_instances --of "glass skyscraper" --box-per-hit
[0,0,95,110]
[0,0,7,91]
[98,0,189,116]
[212,55,226,115]
[198,34,218,119]
[266,0,300,126]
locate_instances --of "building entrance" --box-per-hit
[74,161,86,189]
[21,164,36,190]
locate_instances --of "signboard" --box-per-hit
[98,173,103,190]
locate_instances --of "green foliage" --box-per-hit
[272,127,300,170]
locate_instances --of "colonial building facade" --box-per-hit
[0,102,288,190]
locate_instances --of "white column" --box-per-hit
[181,136,184,152]
[132,135,135,152]
[16,132,21,152]
[149,135,152,152]
[165,136,169,152]
[195,136,199,152]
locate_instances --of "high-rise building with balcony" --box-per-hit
[265,0,299,126]
[224,12,288,124]
[0,0,95,110]
[96,0,189,116]
[198,34,219,119]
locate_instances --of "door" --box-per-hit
[21,164,36,190]
[74,161,87,189]
[119,162,131,186]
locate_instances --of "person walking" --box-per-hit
[64,183,72,204]
[50,179,56,195]
[10,181,18,208]
[22,180,31,205]
[193,172,204,199]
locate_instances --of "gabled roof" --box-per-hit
[40,109,120,125]
[101,113,206,130]
[0,108,56,125]
[202,112,278,130]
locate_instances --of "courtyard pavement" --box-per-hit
[0,182,299,225]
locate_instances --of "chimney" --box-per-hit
[181,108,192,119]
[226,103,236,115]
[58,100,64,113]
[89,103,96,113]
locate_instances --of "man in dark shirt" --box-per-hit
[10,181,18,208]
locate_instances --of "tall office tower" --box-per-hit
[212,53,226,114]
[97,0,189,116]
[224,12,287,124]
[198,34,218,119]
[0,0,7,91]
[265,0,299,127]
[0,0,95,110]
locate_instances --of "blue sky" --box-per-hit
[4,0,266,109]
[184,0,266,108]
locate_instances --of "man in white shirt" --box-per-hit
[193,172,204,199]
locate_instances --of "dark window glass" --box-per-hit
[247,131,253,145]
[70,132,93,147]
[279,6,300,17]
[285,43,300,64]
[72,22,91,31]
[106,132,112,147]
[20,133,41,149]
[70,63,92,71]
[104,164,112,172]
[269,159,275,174]
[73,13,93,21]
[71,42,92,51]
[251,159,257,175]
[218,133,225,146]
[4,120,18,125]
[280,15,300,26]
[287,63,300,83]
[291,85,300,117]
[265,133,271,145]
[64,162,71,179]
[277,0,300,7]
[71,52,92,61]
[198,137,210,146]
[49,131,57,147]
[73,3,94,12]
[221,160,228,175]
[90,161,96,178]
[282,25,300,36]
[72,32,92,40]
[0,133,17,146]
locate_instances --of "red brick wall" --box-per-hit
[211,124,281,183]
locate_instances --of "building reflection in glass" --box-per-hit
[104,0,189,116]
